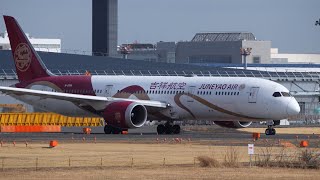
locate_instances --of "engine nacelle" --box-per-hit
[214,121,252,128]
[102,101,147,128]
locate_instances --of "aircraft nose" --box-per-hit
[286,99,300,116]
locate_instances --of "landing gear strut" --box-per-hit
[104,125,122,134]
[157,121,180,135]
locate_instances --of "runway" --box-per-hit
[0,125,318,146]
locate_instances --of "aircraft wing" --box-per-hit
[0,86,168,110]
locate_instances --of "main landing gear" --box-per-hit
[265,120,280,135]
[104,125,123,134]
[157,121,181,134]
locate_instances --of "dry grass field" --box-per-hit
[2,166,320,180]
[0,142,319,179]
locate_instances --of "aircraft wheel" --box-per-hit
[265,128,276,135]
[165,124,173,134]
[112,127,122,134]
[265,128,270,135]
[157,124,166,134]
[104,125,113,134]
[172,125,181,134]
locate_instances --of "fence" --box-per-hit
[1,152,319,171]
[2,68,320,81]
[0,155,198,171]
[0,113,103,126]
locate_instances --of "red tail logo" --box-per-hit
[14,43,32,72]
[4,15,52,82]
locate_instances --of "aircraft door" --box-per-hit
[248,87,259,103]
[187,86,196,102]
[104,85,113,97]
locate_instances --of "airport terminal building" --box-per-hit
[0,31,61,53]
[175,32,271,64]
[119,32,320,64]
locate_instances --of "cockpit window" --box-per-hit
[281,92,291,97]
[272,92,282,97]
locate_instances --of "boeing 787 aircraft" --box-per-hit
[0,16,300,135]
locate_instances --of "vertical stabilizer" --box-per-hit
[3,16,53,82]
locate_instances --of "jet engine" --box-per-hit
[214,121,252,128]
[102,101,147,128]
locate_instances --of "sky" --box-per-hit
[0,0,319,53]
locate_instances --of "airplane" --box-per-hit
[0,16,300,135]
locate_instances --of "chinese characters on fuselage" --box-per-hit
[150,82,186,90]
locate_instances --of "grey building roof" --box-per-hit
[191,32,256,42]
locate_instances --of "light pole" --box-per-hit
[240,47,252,70]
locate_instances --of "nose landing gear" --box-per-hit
[265,120,280,135]
[265,125,276,135]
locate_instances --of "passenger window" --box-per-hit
[273,92,282,97]
[281,92,291,97]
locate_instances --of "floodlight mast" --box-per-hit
[240,47,252,70]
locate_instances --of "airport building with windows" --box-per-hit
[175,32,271,64]
[0,31,61,53]
[118,32,320,65]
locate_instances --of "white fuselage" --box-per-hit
[13,76,300,122]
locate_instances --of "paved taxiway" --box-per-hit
[0,126,318,146]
